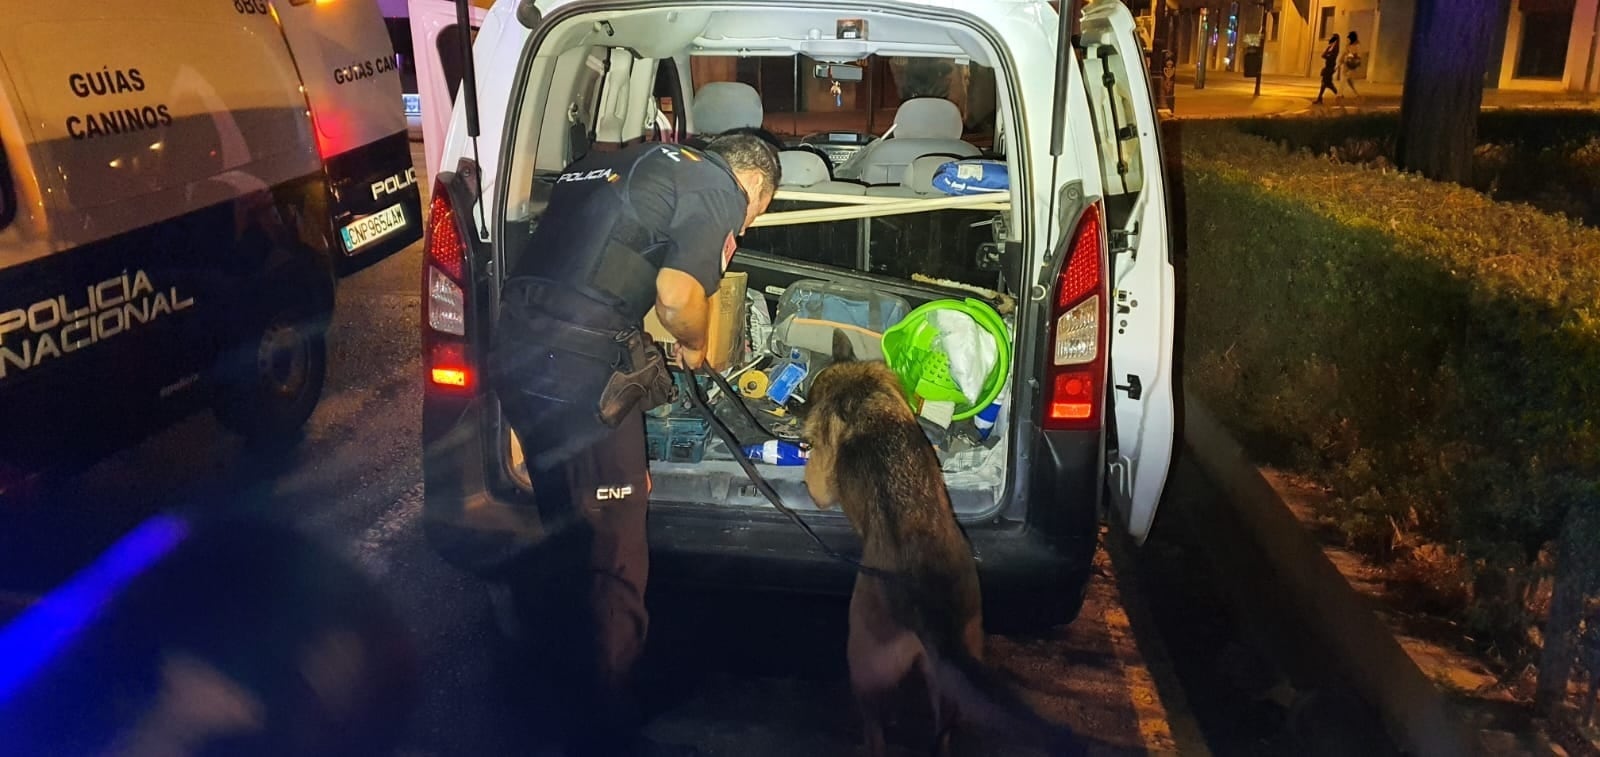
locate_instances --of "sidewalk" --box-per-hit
[1163,71,1600,119]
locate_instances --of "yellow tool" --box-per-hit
[738,369,770,398]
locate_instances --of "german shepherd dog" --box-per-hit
[802,331,1087,757]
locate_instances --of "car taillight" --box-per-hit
[1044,202,1107,431]
[423,184,473,392]
[429,342,470,388]
[428,265,465,336]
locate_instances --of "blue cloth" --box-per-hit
[932,159,1010,195]
[783,285,908,332]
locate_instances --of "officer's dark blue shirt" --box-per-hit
[503,142,750,327]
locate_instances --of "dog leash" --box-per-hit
[681,358,975,545]
[675,362,911,586]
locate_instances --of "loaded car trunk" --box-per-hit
[638,199,1018,521]
[500,175,1019,521]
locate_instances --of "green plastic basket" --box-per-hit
[880,298,1011,421]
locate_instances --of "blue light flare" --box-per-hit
[0,514,189,707]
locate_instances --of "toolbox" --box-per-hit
[647,370,713,419]
[645,415,712,464]
[645,370,714,463]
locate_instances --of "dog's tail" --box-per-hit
[925,640,1091,757]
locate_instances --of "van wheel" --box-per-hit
[214,300,327,452]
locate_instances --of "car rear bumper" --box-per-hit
[423,393,1101,626]
[644,501,1094,624]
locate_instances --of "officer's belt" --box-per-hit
[505,282,633,368]
[525,316,632,368]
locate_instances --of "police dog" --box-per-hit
[803,331,1087,757]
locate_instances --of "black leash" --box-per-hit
[688,363,976,553]
[675,363,907,585]
[690,361,790,443]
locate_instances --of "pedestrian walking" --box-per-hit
[1314,33,1340,105]
[1341,31,1364,107]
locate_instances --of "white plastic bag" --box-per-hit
[745,289,772,363]
[929,309,998,406]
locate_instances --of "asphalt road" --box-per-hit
[0,149,1202,756]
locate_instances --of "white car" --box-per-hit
[418,0,1177,629]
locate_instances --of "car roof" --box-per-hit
[525,0,1053,16]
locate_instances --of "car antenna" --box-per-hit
[453,0,487,238]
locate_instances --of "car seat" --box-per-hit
[834,98,980,185]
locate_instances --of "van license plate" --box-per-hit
[340,203,407,254]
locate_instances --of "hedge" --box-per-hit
[1207,110,1600,227]
[1220,109,1600,156]
[1172,123,1600,661]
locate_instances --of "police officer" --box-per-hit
[483,133,779,757]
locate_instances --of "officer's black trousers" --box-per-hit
[497,393,654,757]
[440,279,659,755]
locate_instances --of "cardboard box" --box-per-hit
[642,271,748,372]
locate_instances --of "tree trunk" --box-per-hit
[1536,503,1598,716]
[1395,0,1505,185]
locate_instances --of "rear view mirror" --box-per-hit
[813,63,865,83]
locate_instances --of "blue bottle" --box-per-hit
[744,440,810,465]
[973,388,1006,441]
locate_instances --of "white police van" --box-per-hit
[0,0,421,497]
[273,0,426,267]
[421,0,1177,629]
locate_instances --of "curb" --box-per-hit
[1179,389,1480,757]
[1101,527,1216,756]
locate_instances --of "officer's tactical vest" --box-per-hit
[524,146,737,327]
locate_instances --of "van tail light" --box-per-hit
[423,183,473,392]
[1043,202,1107,431]
[308,108,343,161]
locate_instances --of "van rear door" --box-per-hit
[1077,0,1177,544]
[405,0,489,183]
[272,0,423,262]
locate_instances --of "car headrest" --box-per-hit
[692,82,764,137]
[778,150,830,187]
[892,98,963,140]
[907,155,952,195]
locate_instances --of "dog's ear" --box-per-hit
[830,329,857,364]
